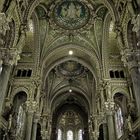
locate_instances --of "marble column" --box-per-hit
[0,63,12,114]
[129,65,140,115]
[103,123,108,140]
[31,116,39,140]
[107,112,115,140]
[121,50,140,116]
[25,111,34,140]
[25,101,37,140]
[105,101,116,140]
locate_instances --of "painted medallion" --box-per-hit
[53,0,90,30]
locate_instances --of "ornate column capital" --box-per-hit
[0,48,20,65]
[26,100,38,113]
[104,101,115,115]
[41,130,48,140]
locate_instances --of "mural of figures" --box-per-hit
[54,1,90,30]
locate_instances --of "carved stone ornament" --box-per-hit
[48,0,95,34]
[0,13,10,35]
[0,48,20,65]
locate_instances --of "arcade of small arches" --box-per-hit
[0,0,140,140]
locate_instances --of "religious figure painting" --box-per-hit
[54,0,90,30]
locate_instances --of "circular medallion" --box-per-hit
[53,0,90,30]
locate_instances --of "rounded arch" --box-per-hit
[12,91,27,103]
[11,86,29,102]
[50,87,90,114]
[51,102,89,140]
[101,0,119,22]
[112,87,130,101]
[102,12,112,78]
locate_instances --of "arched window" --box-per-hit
[78,129,83,140]
[115,104,123,139]
[57,129,62,140]
[67,130,73,140]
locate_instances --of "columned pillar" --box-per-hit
[105,101,116,140]
[0,12,11,115]
[107,112,115,140]
[25,101,37,140]
[0,63,11,114]
[103,123,108,140]
[26,111,34,140]
[31,114,40,140]
[121,49,140,116]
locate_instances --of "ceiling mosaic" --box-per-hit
[48,0,95,33]
[53,0,90,30]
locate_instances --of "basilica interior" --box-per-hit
[0,0,140,140]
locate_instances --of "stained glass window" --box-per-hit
[78,129,83,140]
[115,105,123,139]
[57,129,62,140]
[67,130,73,140]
